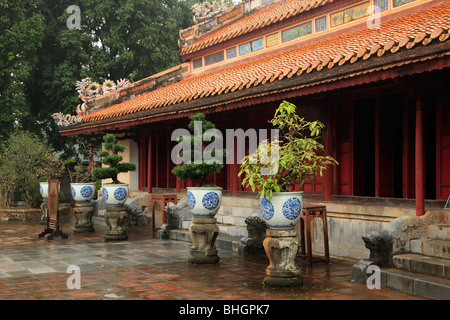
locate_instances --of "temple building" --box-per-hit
[60,0,450,259]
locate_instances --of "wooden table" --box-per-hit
[149,194,177,231]
[298,204,330,266]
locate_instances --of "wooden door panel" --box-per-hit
[437,100,450,200]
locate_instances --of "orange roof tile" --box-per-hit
[79,1,450,126]
[180,0,334,56]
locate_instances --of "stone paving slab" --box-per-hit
[0,218,431,301]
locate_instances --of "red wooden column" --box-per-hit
[155,135,159,188]
[176,178,181,192]
[176,151,181,192]
[88,142,94,174]
[147,136,153,194]
[324,103,333,201]
[166,135,170,188]
[436,101,441,200]
[415,98,425,216]
[332,104,338,195]
[231,119,243,196]
[232,138,238,196]
[374,98,380,197]
[402,96,410,199]
[139,134,146,191]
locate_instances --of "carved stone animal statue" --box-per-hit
[245,215,268,244]
[361,230,393,268]
[158,198,192,239]
[238,214,268,256]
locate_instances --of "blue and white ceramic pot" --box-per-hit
[70,183,96,203]
[102,184,129,206]
[39,182,49,199]
[187,187,222,218]
[40,182,61,200]
[260,191,303,229]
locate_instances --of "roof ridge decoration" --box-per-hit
[52,112,83,127]
[75,77,131,115]
[191,1,230,24]
[71,1,450,128]
[179,0,334,56]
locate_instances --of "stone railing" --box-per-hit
[0,208,42,221]
[352,210,449,283]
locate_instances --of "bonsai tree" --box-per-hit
[64,138,100,183]
[239,100,338,199]
[64,158,92,183]
[91,134,136,184]
[172,113,224,187]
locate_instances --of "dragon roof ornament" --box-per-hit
[191,1,229,24]
[75,77,130,116]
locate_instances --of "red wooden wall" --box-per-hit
[437,100,450,200]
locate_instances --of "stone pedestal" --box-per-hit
[263,229,303,287]
[188,217,220,264]
[104,205,128,241]
[73,202,95,233]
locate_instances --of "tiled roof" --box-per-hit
[80,1,450,125]
[180,0,334,56]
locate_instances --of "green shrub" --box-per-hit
[0,129,63,208]
[171,113,224,187]
[91,134,136,184]
[239,101,338,199]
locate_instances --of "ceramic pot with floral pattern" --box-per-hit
[186,187,222,218]
[259,191,303,229]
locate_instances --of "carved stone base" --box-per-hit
[351,259,375,284]
[73,202,95,233]
[188,217,220,264]
[104,205,128,241]
[263,229,303,287]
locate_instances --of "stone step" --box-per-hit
[392,253,450,280]
[218,223,248,238]
[217,204,259,218]
[381,267,450,300]
[428,223,450,241]
[411,239,450,260]
[217,196,260,220]
[221,196,259,208]
[215,213,249,228]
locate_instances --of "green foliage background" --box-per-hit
[0,0,198,157]
[0,128,63,208]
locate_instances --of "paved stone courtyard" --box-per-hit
[0,217,429,301]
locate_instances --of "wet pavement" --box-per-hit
[0,216,429,302]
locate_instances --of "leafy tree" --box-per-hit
[0,128,63,208]
[239,101,338,199]
[2,0,197,158]
[0,0,44,142]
